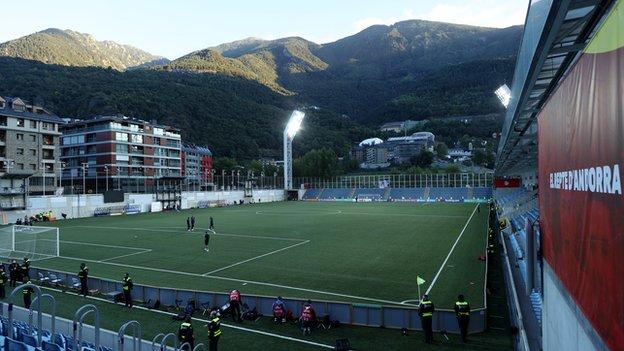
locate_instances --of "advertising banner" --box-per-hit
[537,2,624,349]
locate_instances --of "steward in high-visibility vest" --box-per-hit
[207,310,221,351]
[454,294,471,343]
[22,281,34,309]
[122,273,133,308]
[78,263,89,296]
[418,294,435,343]
[21,257,30,281]
[0,266,7,299]
[178,316,194,349]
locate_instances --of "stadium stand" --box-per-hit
[427,187,470,201]
[473,187,493,199]
[495,187,542,328]
[354,188,386,201]
[387,188,426,201]
[317,188,352,200]
[304,187,493,202]
[301,188,322,200]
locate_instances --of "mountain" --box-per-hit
[0,20,523,159]
[0,28,169,70]
[161,20,522,122]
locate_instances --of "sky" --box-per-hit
[0,0,530,59]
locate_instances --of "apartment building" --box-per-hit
[181,144,213,187]
[59,115,182,193]
[0,96,63,208]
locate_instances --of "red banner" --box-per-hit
[493,178,521,188]
[538,3,624,349]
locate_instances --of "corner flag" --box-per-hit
[416,276,426,301]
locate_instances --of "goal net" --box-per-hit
[0,225,60,261]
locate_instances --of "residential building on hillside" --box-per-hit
[0,96,63,208]
[181,144,213,189]
[352,132,435,168]
[379,120,424,133]
[59,115,182,193]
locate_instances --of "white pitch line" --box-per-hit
[100,249,152,262]
[425,204,479,295]
[58,239,152,251]
[203,240,310,275]
[50,254,413,306]
[69,225,305,242]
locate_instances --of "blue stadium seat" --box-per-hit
[428,187,470,200]
[42,340,62,351]
[302,188,322,199]
[473,187,493,199]
[318,188,352,200]
[354,188,386,200]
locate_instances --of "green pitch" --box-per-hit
[33,201,488,309]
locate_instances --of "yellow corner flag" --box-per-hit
[417,276,426,285]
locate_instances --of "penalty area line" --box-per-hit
[202,240,310,275]
[425,204,479,295]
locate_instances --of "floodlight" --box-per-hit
[283,110,306,190]
[285,110,305,139]
[495,84,511,108]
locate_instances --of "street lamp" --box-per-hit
[284,110,305,190]
[81,163,89,195]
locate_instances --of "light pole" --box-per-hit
[58,161,66,192]
[81,163,89,195]
[283,110,305,190]
[237,170,240,190]
[40,161,47,197]
[221,170,225,190]
[104,165,109,192]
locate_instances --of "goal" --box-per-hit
[0,225,60,261]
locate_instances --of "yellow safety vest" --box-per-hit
[420,300,433,317]
[455,301,470,316]
[209,317,221,337]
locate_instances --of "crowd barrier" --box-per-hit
[28,267,487,334]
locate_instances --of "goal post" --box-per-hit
[0,225,60,261]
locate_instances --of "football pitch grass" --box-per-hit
[32,201,489,309]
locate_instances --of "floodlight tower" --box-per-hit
[495,84,511,108]
[283,110,305,190]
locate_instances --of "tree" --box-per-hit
[409,150,434,168]
[473,149,487,165]
[213,157,238,172]
[435,142,448,159]
[293,148,339,178]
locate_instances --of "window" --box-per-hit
[131,134,143,143]
[16,148,24,155]
[16,134,24,141]
[42,122,53,130]
[29,134,36,142]
[29,164,36,170]
[16,163,23,170]
[116,144,128,154]
[62,135,84,145]
[115,132,128,141]
[17,119,24,127]
[29,120,37,128]
[29,149,36,156]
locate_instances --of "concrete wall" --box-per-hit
[542,262,607,351]
[3,189,285,223]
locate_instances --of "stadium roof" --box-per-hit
[496,0,615,175]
